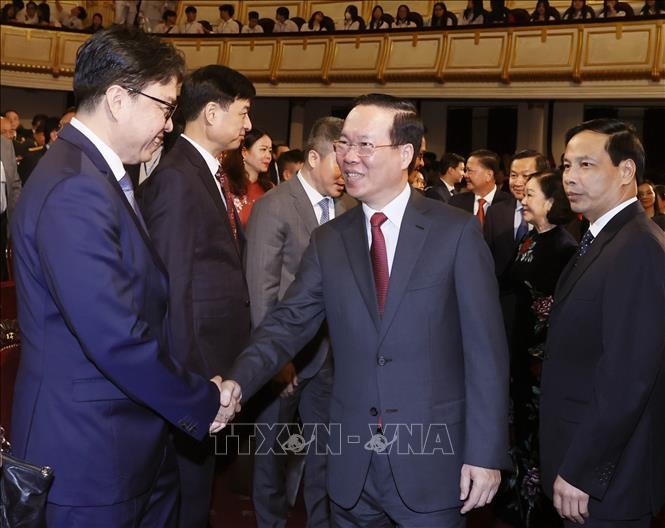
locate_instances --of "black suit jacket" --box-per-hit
[540,202,665,518]
[448,188,512,214]
[425,180,454,203]
[140,136,251,379]
[483,195,519,283]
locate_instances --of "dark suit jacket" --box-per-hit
[448,188,512,214]
[140,136,251,379]
[425,180,454,203]
[228,189,511,512]
[10,124,219,507]
[245,175,356,380]
[540,202,665,518]
[483,195,519,283]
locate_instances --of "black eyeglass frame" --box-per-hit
[126,87,178,121]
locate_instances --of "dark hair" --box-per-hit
[562,0,595,19]
[353,93,424,172]
[31,113,47,127]
[278,149,305,176]
[43,117,60,144]
[179,65,255,123]
[531,0,561,20]
[469,149,501,177]
[510,149,550,173]
[640,0,665,14]
[74,26,185,112]
[219,4,234,17]
[654,184,665,201]
[1,4,17,23]
[276,6,290,19]
[36,1,49,23]
[440,152,465,174]
[345,4,365,28]
[308,11,324,29]
[464,0,485,21]
[396,4,410,21]
[305,116,344,160]
[564,118,645,183]
[223,128,273,195]
[162,9,176,21]
[530,170,574,225]
[185,6,197,15]
[430,2,448,26]
[248,10,259,19]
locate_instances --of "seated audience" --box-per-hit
[461,0,487,25]
[562,0,596,20]
[1,2,17,23]
[394,4,415,27]
[242,11,264,33]
[85,12,104,33]
[277,149,304,182]
[153,9,179,34]
[222,128,275,227]
[182,5,204,34]
[368,5,391,29]
[598,0,634,17]
[217,4,239,33]
[36,1,52,26]
[274,6,299,32]
[640,0,665,14]
[487,0,511,23]
[16,1,38,24]
[531,0,561,21]
[55,0,86,30]
[302,10,327,31]
[429,2,456,26]
[638,180,665,230]
[342,5,365,30]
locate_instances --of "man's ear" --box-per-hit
[400,144,414,171]
[308,149,319,168]
[104,85,127,122]
[618,158,636,185]
[203,102,222,126]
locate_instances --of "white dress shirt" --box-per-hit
[274,19,299,32]
[362,183,411,275]
[297,171,335,224]
[181,134,227,206]
[241,24,264,33]
[473,185,498,215]
[182,21,205,34]
[70,118,125,183]
[217,19,240,34]
[588,197,638,238]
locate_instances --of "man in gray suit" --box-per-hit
[245,117,355,527]
[1,131,21,279]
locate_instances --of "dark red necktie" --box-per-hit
[477,197,487,227]
[370,212,389,316]
[215,169,239,248]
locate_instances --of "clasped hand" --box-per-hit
[209,376,242,433]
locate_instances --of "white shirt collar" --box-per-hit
[477,185,497,204]
[362,182,411,231]
[181,134,220,177]
[297,170,326,206]
[589,197,638,237]
[70,117,125,182]
[443,180,455,193]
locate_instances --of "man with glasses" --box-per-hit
[10,27,237,527]
[221,94,510,526]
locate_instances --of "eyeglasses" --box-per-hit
[333,139,399,157]
[126,87,177,122]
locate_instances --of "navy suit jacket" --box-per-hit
[10,124,219,507]
[227,189,510,512]
[483,195,520,283]
[540,202,665,518]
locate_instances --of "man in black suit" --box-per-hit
[425,152,465,203]
[140,65,255,528]
[540,119,665,527]
[448,149,512,226]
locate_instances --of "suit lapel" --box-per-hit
[290,177,319,236]
[341,206,380,332]
[379,192,431,342]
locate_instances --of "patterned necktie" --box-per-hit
[477,197,487,227]
[575,229,595,262]
[515,204,528,242]
[119,173,147,232]
[318,197,330,225]
[370,212,389,316]
[215,168,239,248]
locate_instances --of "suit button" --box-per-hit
[369,407,378,416]
[377,356,386,366]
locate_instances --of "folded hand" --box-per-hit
[209,376,242,433]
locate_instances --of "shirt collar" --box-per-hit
[362,182,411,230]
[589,197,638,237]
[181,134,220,177]
[476,185,497,204]
[70,117,125,182]
[297,170,326,208]
[443,180,455,193]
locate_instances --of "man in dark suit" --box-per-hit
[246,117,356,527]
[220,94,510,526]
[425,152,465,203]
[448,149,512,226]
[139,64,255,528]
[540,119,665,527]
[10,28,235,527]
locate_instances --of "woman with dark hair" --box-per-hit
[487,0,511,23]
[598,0,634,17]
[302,10,326,31]
[506,171,577,525]
[36,1,51,26]
[429,2,454,26]
[530,0,561,21]
[85,12,104,33]
[1,2,17,23]
[342,4,365,30]
[461,0,486,25]
[638,180,665,230]
[222,128,274,228]
[640,0,665,15]
[562,0,596,19]
[368,5,390,29]
[394,4,414,27]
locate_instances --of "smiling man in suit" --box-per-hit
[540,119,665,527]
[220,94,510,526]
[246,116,356,527]
[10,28,236,527]
[139,64,255,527]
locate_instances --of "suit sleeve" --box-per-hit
[245,194,285,327]
[36,176,219,440]
[227,232,327,399]
[558,232,665,499]
[453,215,512,469]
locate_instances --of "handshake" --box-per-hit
[209,376,242,433]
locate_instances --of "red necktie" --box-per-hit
[476,197,487,227]
[370,212,389,316]
[215,169,239,248]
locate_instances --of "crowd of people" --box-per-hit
[1,22,664,528]
[2,0,664,33]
